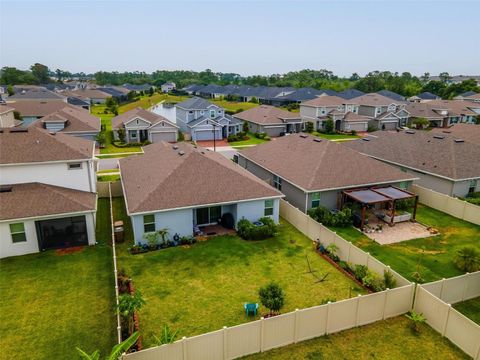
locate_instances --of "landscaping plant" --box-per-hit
[117,291,146,335]
[153,325,179,345]
[237,217,277,240]
[76,332,139,360]
[453,246,480,272]
[405,311,426,334]
[259,282,285,316]
[383,270,397,289]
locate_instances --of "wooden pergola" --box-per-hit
[340,186,419,230]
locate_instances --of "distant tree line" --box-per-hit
[1,64,478,99]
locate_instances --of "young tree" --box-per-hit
[95,132,106,147]
[242,121,249,133]
[454,246,480,272]
[117,128,126,143]
[117,291,146,335]
[76,332,139,360]
[412,117,430,129]
[148,87,154,96]
[7,85,14,96]
[304,121,314,133]
[324,119,334,134]
[258,282,285,315]
[30,63,50,83]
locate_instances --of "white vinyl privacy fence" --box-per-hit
[414,272,480,360]
[412,185,480,225]
[122,200,416,360]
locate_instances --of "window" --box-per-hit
[10,223,26,243]
[143,214,155,232]
[210,110,215,118]
[68,163,82,170]
[469,180,478,194]
[311,192,321,208]
[264,200,274,216]
[130,131,137,138]
[196,206,221,225]
[136,119,139,125]
[273,175,282,191]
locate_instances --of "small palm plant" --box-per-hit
[153,324,179,345]
[405,310,426,333]
[117,291,146,335]
[157,228,170,245]
[76,332,139,360]
[453,246,480,272]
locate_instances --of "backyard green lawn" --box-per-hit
[229,132,270,147]
[211,99,259,112]
[0,200,116,360]
[243,316,468,360]
[312,131,360,141]
[331,205,480,283]
[111,198,366,348]
[454,297,480,325]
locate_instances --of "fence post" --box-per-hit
[325,302,331,335]
[461,272,469,302]
[439,278,446,301]
[347,242,352,262]
[355,294,362,327]
[294,309,299,343]
[442,304,451,337]
[260,317,265,352]
[382,288,390,320]
[182,336,187,360]
[223,326,228,360]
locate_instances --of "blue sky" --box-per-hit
[1,1,479,76]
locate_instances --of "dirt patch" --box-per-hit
[55,246,85,255]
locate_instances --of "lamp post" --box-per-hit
[212,124,216,152]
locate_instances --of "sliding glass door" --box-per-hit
[196,206,221,226]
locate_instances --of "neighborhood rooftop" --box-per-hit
[344,131,480,180]
[431,123,480,146]
[119,141,283,214]
[34,105,101,132]
[0,182,96,221]
[7,101,81,117]
[111,107,177,129]
[175,96,215,110]
[0,126,94,164]
[350,92,406,106]
[233,105,300,125]
[239,134,416,191]
[7,88,66,101]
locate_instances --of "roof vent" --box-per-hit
[405,130,415,134]
[454,139,464,143]
[0,186,12,193]
[299,134,308,138]
[172,145,179,150]
[178,150,185,156]
[433,135,444,139]
[10,128,28,133]
[313,138,321,142]
[362,138,370,141]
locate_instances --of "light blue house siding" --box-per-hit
[130,198,280,244]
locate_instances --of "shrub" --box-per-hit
[367,124,376,132]
[453,246,480,272]
[178,131,185,142]
[305,122,314,133]
[354,265,368,281]
[383,270,397,289]
[254,132,267,139]
[237,217,277,241]
[308,206,352,227]
[324,119,334,134]
[227,134,239,142]
[363,270,386,292]
[405,310,426,333]
[350,130,357,136]
[258,282,285,315]
[396,197,415,211]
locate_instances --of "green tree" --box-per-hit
[117,291,146,335]
[13,110,21,120]
[117,128,126,143]
[7,85,14,96]
[453,246,480,272]
[242,121,249,133]
[95,131,106,147]
[258,282,285,315]
[76,332,139,360]
[30,63,50,83]
[439,72,451,83]
[324,119,334,134]
[412,117,430,129]
[304,121,314,133]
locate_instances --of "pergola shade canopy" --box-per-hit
[344,186,415,204]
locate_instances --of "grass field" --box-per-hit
[244,316,469,360]
[0,200,116,360]
[110,198,366,348]
[211,99,259,112]
[331,205,480,283]
[229,132,270,147]
[454,297,480,325]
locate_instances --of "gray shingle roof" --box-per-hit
[337,89,365,100]
[8,88,66,101]
[176,96,215,110]
[377,90,406,102]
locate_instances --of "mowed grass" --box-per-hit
[230,132,270,147]
[454,297,480,325]
[0,200,116,360]
[211,99,259,112]
[243,316,468,360]
[111,198,366,348]
[331,205,480,283]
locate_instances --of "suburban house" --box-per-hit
[32,105,101,141]
[431,123,480,146]
[62,89,111,104]
[0,104,18,127]
[350,93,409,130]
[237,134,416,212]
[424,100,478,125]
[462,92,480,105]
[299,95,370,132]
[0,127,97,258]
[98,86,131,102]
[233,105,302,136]
[119,142,283,244]
[454,91,478,101]
[175,97,242,141]
[7,88,67,102]
[112,107,178,143]
[123,84,154,93]
[161,82,176,93]
[404,102,446,128]
[376,90,406,102]
[337,89,365,100]
[407,92,440,102]
[67,96,91,111]
[267,88,335,106]
[344,130,480,198]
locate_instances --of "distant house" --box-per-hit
[175,97,242,141]
[62,89,111,104]
[425,100,478,125]
[233,105,302,137]
[7,88,67,102]
[112,107,178,143]
[337,89,365,100]
[123,84,154,93]
[376,90,406,102]
[408,92,440,102]
[119,142,283,244]
[454,91,477,100]
[0,105,19,127]
[267,88,335,106]
[98,86,130,102]
[32,105,101,141]
[67,96,91,111]
[349,93,409,130]
[237,134,416,212]
[0,127,97,258]
[300,95,370,132]
[405,102,446,128]
[429,75,480,86]
[161,82,176,93]
[344,131,480,198]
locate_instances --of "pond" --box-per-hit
[151,102,177,123]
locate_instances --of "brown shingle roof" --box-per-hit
[431,123,480,146]
[301,95,350,107]
[350,93,402,106]
[0,104,15,114]
[34,105,100,132]
[62,89,111,100]
[111,107,177,129]
[233,105,300,125]
[239,134,415,191]
[427,100,477,117]
[120,142,282,214]
[9,100,77,117]
[405,103,444,120]
[0,183,96,221]
[0,127,94,164]
[343,112,370,122]
[344,131,480,180]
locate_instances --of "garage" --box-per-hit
[36,216,89,251]
[194,129,222,141]
[151,131,177,143]
[380,121,398,130]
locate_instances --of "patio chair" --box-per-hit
[244,303,259,316]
